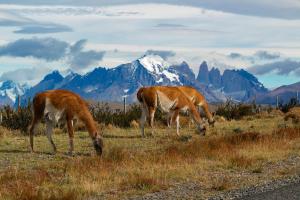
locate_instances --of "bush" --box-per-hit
[215,100,255,120]
[1,104,32,133]
[90,103,141,128]
[279,98,298,113]
[90,103,164,128]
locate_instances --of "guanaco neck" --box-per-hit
[79,112,98,138]
[189,104,203,126]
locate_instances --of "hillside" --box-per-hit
[257,81,300,104]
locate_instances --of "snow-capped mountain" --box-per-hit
[19,55,267,105]
[0,80,29,106]
[138,55,180,84]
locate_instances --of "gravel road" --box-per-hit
[212,175,300,200]
[128,175,300,200]
[128,156,300,200]
[239,182,300,200]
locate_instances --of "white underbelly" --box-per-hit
[180,105,189,113]
[156,91,178,113]
[44,98,65,123]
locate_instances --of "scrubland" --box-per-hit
[0,111,300,200]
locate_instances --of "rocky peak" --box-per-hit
[221,69,268,101]
[170,61,195,80]
[42,70,63,82]
[209,67,221,88]
[197,61,210,84]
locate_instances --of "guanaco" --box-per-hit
[137,86,206,136]
[168,86,215,127]
[29,89,103,156]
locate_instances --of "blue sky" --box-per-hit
[0,0,299,88]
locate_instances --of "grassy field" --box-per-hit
[0,112,300,200]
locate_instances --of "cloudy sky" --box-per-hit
[0,0,299,88]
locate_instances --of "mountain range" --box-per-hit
[1,54,299,106]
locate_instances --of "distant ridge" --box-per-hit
[256,81,300,104]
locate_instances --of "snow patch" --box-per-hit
[138,55,169,73]
[84,86,97,93]
[6,88,17,102]
[162,70,179,82]
[157,77,163,83]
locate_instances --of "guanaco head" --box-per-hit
[196,122,207,136]
[208,112,216,127]
[93,134,103,156]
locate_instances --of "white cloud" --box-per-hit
[0,3,299,88]
[1,4,300,50]
[0,4,208,19]
[1,0,300,19]
[0,66,51,85]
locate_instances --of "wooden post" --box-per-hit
[297,91,299,105]
[0,112,2,124]
[276,95,279,109]
[253,94,257,113]
[17,95,20,112]
[123,96,126,114]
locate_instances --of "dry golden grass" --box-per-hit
[0,114,299,199]
[130,120,139,129]
[285,107,300,124]
[0,126,10,138]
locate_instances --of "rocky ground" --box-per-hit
[128,156,300,200]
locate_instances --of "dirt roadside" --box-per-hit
[127,156,300,200]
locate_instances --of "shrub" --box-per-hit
[279,97,298,113]
[90,103,164,128]
[285,115,299,124]
[1,104,32,133]
[215,100,255,120]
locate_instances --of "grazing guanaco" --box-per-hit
[137,86,206,136]
[29,90,103,156]
[168,86,215,127]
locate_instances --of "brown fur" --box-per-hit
[29,89,103,156]
[137,86,206,136]
[177,86,215,125]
